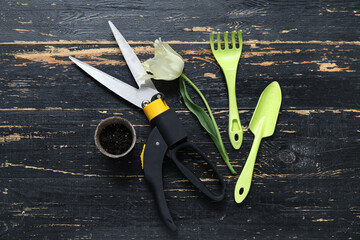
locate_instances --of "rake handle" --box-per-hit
[224,70,243,150]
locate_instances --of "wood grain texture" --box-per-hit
[1,42,359,109]
[0,0,359,239]
[1,0,360,42]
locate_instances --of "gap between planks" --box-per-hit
[0,108,358,115]
[1,40,360,45]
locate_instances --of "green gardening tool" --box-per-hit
[234,81,282,203]
[210,31,243,150]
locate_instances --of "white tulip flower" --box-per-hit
[142,38,184,81]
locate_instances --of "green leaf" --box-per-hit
[179,74,236,174]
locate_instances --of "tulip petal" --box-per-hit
[142,38,184,81]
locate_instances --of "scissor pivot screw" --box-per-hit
[151,93,165,102]
[142,100,150,108]
[155,141,160,146]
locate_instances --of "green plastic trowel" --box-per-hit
[234,81,282,203]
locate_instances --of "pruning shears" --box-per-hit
[69,21,225,231]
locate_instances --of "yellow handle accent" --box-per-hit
[140,144,146,169]
[143,98,169,121]
[141,99,169,169]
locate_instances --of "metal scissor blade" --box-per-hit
[108,21,157,90]
[69,56,159,108]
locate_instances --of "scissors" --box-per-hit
[69,21,226,231]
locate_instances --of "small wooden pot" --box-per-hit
[94,117,136,158]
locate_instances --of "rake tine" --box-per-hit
[216,32,221,50]
[238,30,243,51]
[210,32,215,51]
[224,31,229,49]
[231,31,236,48]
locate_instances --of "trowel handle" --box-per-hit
[224,70,243,150]
[234,135,262,203]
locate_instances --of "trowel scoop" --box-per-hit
[234,81,282,203]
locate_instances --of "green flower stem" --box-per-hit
[180,73,236,174]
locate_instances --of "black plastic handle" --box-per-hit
[143,108,226,231]
[168,141,226,202]
[142,127,177,231]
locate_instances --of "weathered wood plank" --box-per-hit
[1,0,360,42]
[1,177,359,239]
[0,109,359,179]
[0,108,359,238]
[0,42,359,109]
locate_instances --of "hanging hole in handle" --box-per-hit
[235,133,239,141]
[239,187,244,195]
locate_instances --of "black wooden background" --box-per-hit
[1,0,359,239]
